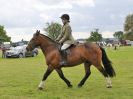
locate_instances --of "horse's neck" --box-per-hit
[40,39,58,56]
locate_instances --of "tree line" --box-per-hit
[0,25,11,45]
[113,13,133,41]
[0,13,133,43]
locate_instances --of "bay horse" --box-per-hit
[26,30,116,90]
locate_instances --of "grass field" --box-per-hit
[0,46,133,99]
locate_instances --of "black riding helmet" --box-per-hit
[60,14,70,22]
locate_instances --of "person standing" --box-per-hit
[2,46,6,58]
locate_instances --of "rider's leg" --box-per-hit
[60,44,71,66]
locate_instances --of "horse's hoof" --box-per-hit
[38,87,44,90]
[106,85,112,88]
[68,85,73,88]
[78,84,82,88]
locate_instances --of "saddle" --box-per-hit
[58,42,79,56]
[57,42,82,66]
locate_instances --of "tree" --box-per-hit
[123,31,133,41]
[44,22,62,40]
[0,25,11,44]
[124,14,133,32]
[87,29,102,42]
[113,31,123,40]
[124,14,133,40]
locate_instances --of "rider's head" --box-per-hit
[60,14,70,24]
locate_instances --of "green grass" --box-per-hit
[0,46,133,99]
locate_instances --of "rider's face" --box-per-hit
[61,19,67,24]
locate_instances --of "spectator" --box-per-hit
[2,47,6,58]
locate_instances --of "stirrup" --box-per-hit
[60,61,67,66]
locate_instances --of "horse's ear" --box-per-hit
[36,30,40,36]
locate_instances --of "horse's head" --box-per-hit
[26,30,41,51]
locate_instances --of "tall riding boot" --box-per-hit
[60,50,67,66]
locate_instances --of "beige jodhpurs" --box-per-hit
[61,44,71,50]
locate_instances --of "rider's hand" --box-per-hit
[55,39,59,42]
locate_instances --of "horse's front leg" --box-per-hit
[38,67,53,90]
[56,68,72,88]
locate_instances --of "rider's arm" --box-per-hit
[56,28,63,41]
[59,26,71,43]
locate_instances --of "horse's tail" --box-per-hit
[100,47,116,77]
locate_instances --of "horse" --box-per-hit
[26,30,116,90]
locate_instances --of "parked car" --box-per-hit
[1,42,11,50]
[6,45,38,58]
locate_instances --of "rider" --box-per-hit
[56,14,75,66]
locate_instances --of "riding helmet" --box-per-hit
[60,14,70,21]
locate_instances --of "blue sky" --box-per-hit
[0,0,133,41]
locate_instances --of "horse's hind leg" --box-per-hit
[95,64,112,88]
[56,68,72,88]
[78,62,91,87]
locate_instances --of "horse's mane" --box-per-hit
[40,34,57,44]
